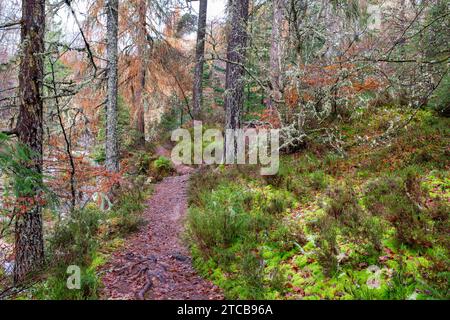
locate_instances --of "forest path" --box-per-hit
[101,149,222,300]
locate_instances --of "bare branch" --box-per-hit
[64,0,98,74]
[0,20,22,29]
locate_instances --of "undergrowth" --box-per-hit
[32,186,150,300]
[187,107,449,300]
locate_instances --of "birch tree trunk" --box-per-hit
[135,0,147,145]
[192,0,208,120]
[13,0,45,283]
[106,0,120,172]
[224,0,249,157]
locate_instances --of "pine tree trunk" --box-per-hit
[135,0,147,145]
[13,0,45,284]
[268,0,284,110]
[192,0,208,120]
[224,0,249,157]
[106,0,120,172]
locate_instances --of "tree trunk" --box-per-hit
[268,0,284,110]
[106,0,120,172]
[135,0,147,146]
[224,0,249,157]
[192,0,208,120]
[13,0,45,284]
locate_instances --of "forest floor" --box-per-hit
[185,107,449,299]
[100,148,223,300]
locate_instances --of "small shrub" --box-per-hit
[325,184,361,224]
[134,151,152,175]
[428,200,449,237]
[264,157,328,197]
[187,184,254,250]
[364,177,401,216]
[315,215,339,276]
[270,218,307,251]
[419,251,450,299]
[154,155,171,170]
[268,266,288,296]
[188,167,222,206]
[239,249,265,299]
[307,170,329,190]
[38,265,100,300]
[45,186,146,300]
[153,156,173,179]
[187,181,295,299]
[313,184,385,275]
[429,72,450,116]
[42,205,103,300]
[363,176,432,248]
[326,184,383,249]
[285,178,308,198]
[49,205,102,266]
[387,199,431,247]
[107,190,145,236]
[261,189,294,216]
[263,157,295,188]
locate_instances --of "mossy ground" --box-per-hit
[187,107,449,300]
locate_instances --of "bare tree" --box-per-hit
[105,0,120,173]
[13,0,45,283]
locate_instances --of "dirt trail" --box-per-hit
[101,155,222,300]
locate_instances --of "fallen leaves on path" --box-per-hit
[101,174,223,300]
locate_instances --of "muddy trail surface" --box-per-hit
[101,162,223,300]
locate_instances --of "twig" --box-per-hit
[0,20,22,29]
[64,0,98,74]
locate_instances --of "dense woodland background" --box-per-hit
[0,0,449,300]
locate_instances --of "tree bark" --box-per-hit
[268,0,284,110]
[192,0,208,120]
[13,0,45,284]
[224,0,249,157]
[135,0,147,146]
[106,0,120,172]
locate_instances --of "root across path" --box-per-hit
[101,173,223,300]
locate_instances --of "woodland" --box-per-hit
[0,0,449,300]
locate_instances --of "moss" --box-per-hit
[186,106,449,300]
